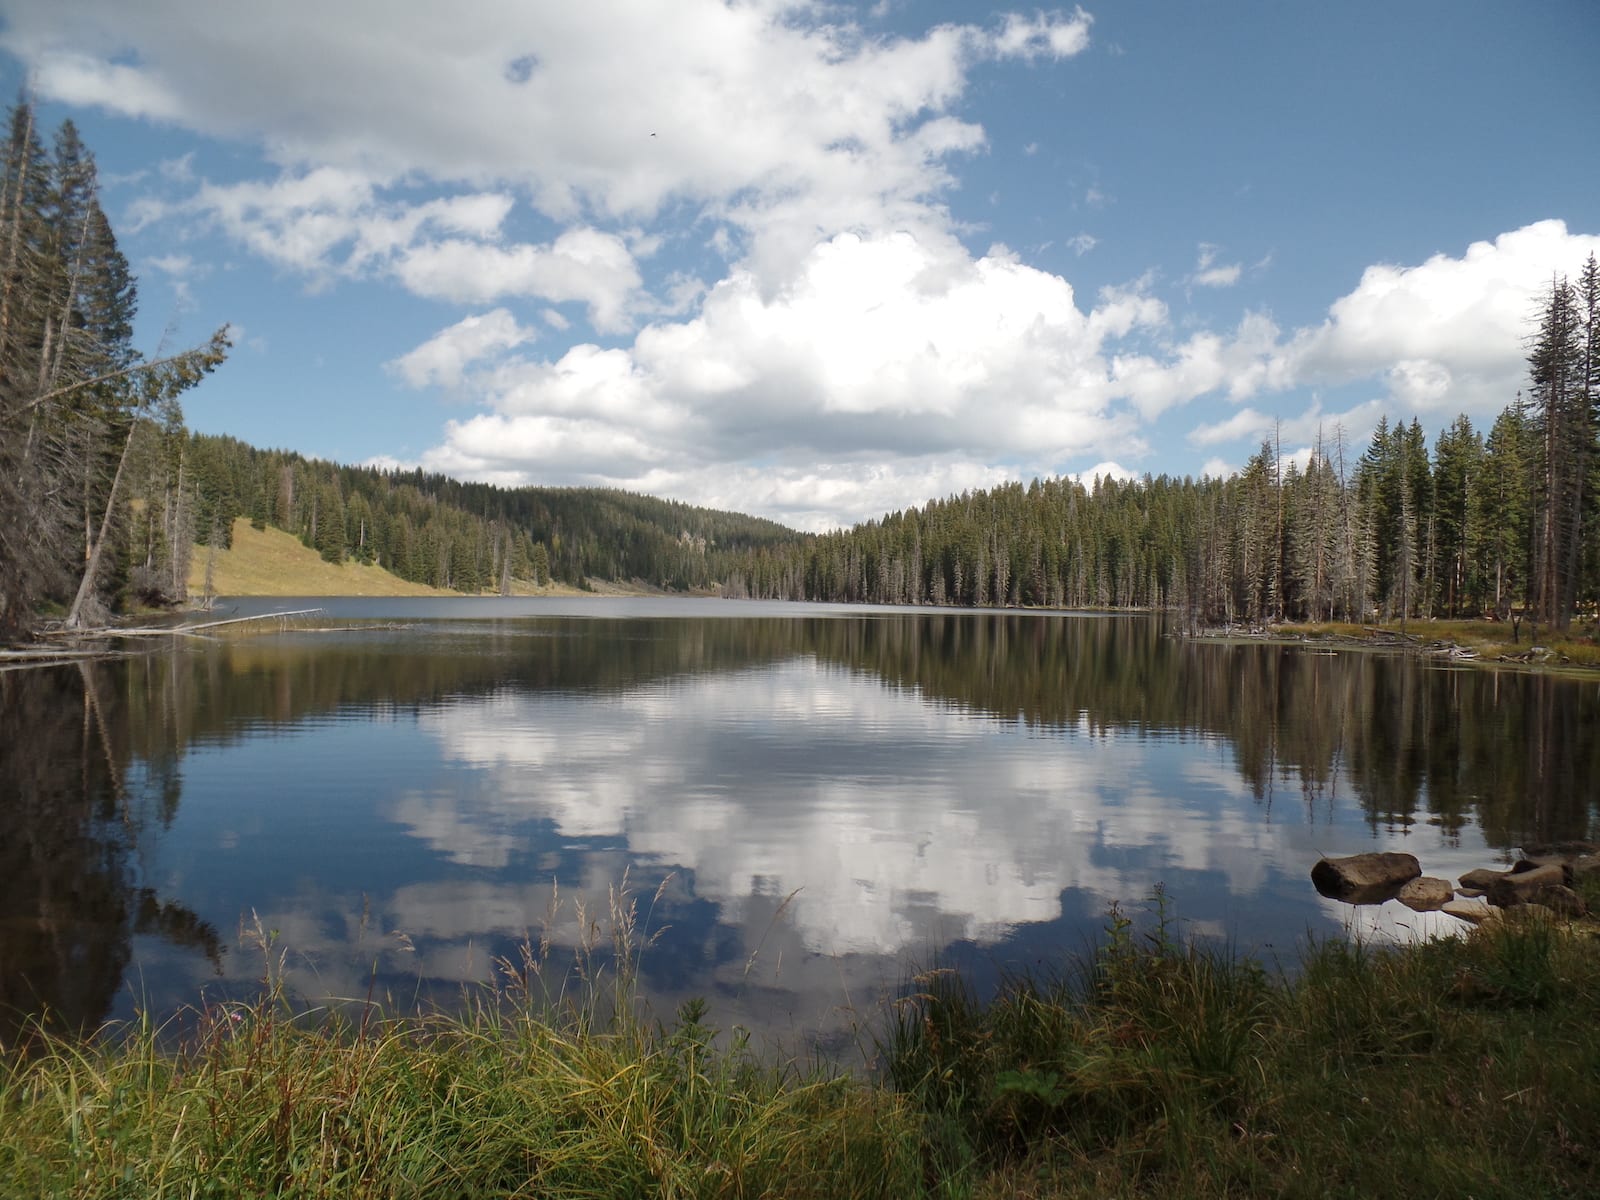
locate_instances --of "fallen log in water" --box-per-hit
[39,608,326,640]
[113,608,327,636]
[1,610,331,668]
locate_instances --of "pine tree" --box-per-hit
[1432,414,1483,617]
[1527,274,1587,627]
[316,482,346,564]
[0,100,65,637]
[1576,254,1600,611]
[1471,398,1534,623]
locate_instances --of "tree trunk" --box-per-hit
[64,409,140,628]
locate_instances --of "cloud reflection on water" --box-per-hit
[102,611,1589,1047]
[389,658,1329,962]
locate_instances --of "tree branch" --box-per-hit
[5,327,230,421]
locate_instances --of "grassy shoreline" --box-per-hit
[1194,616,1600,674]
[6,895,1599,1198]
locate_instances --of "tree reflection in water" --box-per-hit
[0,663,222,1044]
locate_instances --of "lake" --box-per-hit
[4,598,1597,1052]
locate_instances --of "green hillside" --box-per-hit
[176,434,807,596]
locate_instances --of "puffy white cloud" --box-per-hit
[32,49,185,120]
[385,218,1598,529]
[1270,220,1600,412]
[12,0,1594,531]
[1111,310,1285,420]
[146,166,647,326]
[1188,406,1274,448]
[987,8,1094,61]
[1172,220,1600,461]
[392,227,643,330]
[4,1,1080,238]
[25,0,1102,350]
[404,229,1166,527]
[1072,460,1137,486]
[387,308,534,390]
[628,460,1021,534]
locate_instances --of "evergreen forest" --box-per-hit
[0,101,226,641]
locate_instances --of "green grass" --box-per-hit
[184,519,601,599]
[5,893,1599,1199]
[0,895,921,1199]
[883,897,1600,1199]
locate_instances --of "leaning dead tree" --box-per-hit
[59,337,232,629]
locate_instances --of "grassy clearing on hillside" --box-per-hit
[186,520,447,598]
[184,520,596,599]
[5,882,1600,1199]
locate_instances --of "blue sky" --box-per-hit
[2,0,1596,530]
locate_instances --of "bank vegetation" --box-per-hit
[3,886,1598,1199]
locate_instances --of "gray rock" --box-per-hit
[1487,863,1569,907]
[1458,867,1508,891]
[1572,855,1600,880]
[1397,876,1454,912]
[1531,885,1588,918]
[1440,899,1494,925]
[1311,852,1422,904]
[1512,857,1575,883]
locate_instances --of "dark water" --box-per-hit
[3,599,1597,1050]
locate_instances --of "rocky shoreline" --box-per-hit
[1312,844,1600,926]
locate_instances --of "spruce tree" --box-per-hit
[1471,398,1534,623]
[1432,414,1483,617]
[1527,275,1587,627]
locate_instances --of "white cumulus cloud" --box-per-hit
[1272,220,1600,407]
[387,309,534,390]
[405,228,1165,526]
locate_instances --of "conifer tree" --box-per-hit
[1527,274,1588,627]
[0,98,228,636]
[1470,398,1534,622]
[1432,414,1483,617]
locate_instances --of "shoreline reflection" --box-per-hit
[0,607,1593,1043]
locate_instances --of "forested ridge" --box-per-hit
[731,263,1600,633]
[180,433,801,595]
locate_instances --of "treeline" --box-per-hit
[181,434,802,595]
[0,100,227,640]
[732,262,1600,631]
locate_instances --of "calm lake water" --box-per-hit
[4,598,1598,1051]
